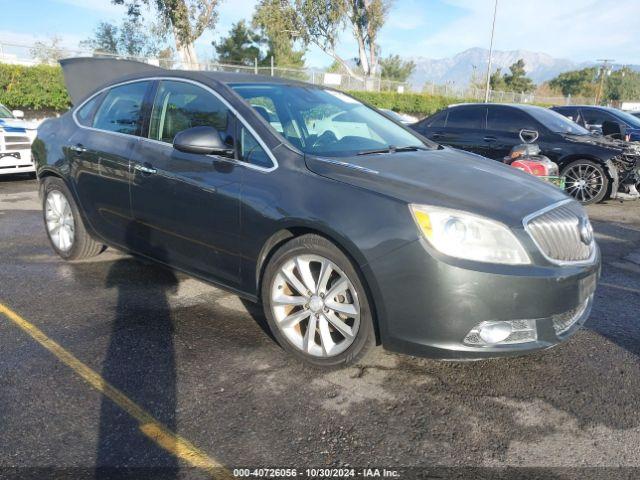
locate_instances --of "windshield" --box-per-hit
[0,104,13,118]
[231,84,431,157]
[528,107,590,135]
[608,108,640,128]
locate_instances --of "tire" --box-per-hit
[42,177,106,260]
[261,234,375,368]
[561,159,609,205]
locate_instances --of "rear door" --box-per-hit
[70,80,152,246]
[484,106,540,160]
[436,105,487,155]
[128,79,243,287]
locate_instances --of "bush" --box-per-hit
[346,91,461,117]
[0,63,70,111]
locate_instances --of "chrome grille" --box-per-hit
[525,202,594,263]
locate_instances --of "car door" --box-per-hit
[484,106,540,160]
[70,80,152,246]
[436,105,487,155]
[128,79,243,288]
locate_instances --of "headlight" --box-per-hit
[409,204,531,265]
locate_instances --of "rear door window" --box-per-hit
[76,93,104,127]
[92,81,150,136]
[486,107,537,133]
[445,106,485,129]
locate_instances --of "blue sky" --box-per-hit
[1,0,639,66]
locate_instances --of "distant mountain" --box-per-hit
[409,48,595,88]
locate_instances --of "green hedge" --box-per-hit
[346,91,463,116]
[0,64,70,111]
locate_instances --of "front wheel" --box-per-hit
[261,234,375,368]
[561,160,609,204]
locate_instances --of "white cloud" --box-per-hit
[0,30,85,51]
[413,0,640,64]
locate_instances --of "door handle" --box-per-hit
[69,144,87,153]
[483,136,497,142]
[134,163,157,174]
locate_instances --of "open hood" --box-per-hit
[59,57,164,105]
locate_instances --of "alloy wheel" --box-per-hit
[564,163,605,203]
[45,190,75,252]
[270,254,361,358]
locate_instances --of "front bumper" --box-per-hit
[365,238,601,360]
[0,149,34,175]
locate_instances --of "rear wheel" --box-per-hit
[561,160,609,204]
[261,234,375,368]
[42,177,105,260]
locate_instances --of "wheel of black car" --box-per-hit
[561,160,609,204]
[42,177,106,260]
[261,234,375,368]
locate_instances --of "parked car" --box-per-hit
[33,58,599,368]
[0,103,35,175]
[411,103,640,204]
[380,108,419,125]
[552,105,640,141]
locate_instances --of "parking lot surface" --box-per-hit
[1,173,640,478]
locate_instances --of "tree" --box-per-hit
[548,67,598,97]
[379,54,414,82]
[80,22,119,55]
[502,59,535,93]
[348,0,389,79]
[489,59,535,93]
[112,0,222,67]
[292,0,390,82]
[80,19,164,59]
[489,68,505,91]
[252,0,305,68]
[604,67,640,103]
[30,36,67,65]
[214,21,264,66]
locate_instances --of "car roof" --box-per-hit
[447,102,549,113]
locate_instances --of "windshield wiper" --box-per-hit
[356,145,426,156]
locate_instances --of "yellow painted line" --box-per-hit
[0,302,231,479]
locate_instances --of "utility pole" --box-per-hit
[484,0,499,103]
[595,59,614,104]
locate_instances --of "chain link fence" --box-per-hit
[0,40,592,106]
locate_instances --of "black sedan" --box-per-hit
[411,103,640,204]
[32,58,599,368]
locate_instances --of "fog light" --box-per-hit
[479,322,512,344]
[464,319,537,346]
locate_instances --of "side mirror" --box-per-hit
[519,129,539,144]
[173,126,233,156]
[12,110,24,119]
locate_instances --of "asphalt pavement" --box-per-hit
[1,172,639,479]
